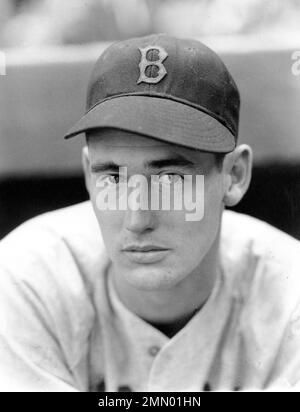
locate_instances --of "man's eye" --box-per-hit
[96,175,120,186]
[158,173,183,185]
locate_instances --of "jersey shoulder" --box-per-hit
[0,202,105,389]
[0,202,107,344]
[0,201,106,284]
[221,210,300,310]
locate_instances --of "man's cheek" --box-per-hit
[98,217,122,251]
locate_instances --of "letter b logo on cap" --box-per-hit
[137,45,168,84]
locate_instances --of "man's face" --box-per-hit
[86,129,226,291]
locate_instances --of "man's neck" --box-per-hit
[146,303,206,338]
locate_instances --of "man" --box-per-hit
[0,34,300,392]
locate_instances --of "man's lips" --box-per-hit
[122,245,169,252]
[121,245,171,263]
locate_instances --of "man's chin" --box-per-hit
[122,267,184,291]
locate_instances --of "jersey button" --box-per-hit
[118,385,132,392]
[148,345,160,356]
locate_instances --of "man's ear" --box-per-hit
[223,144,253,207]
[82,145,92,196]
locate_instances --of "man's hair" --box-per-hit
[214,153,226,171]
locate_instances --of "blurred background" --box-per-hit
[0,0,300,239]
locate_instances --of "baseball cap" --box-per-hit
[64,33,240,153]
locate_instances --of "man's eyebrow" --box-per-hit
[145,155,195,170]
[90,162,120,173]
[90,155,196,173]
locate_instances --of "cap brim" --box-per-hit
[64,95,235,153]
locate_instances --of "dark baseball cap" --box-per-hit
[64,33,240,153]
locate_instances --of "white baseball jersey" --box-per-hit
[0,201,300,391]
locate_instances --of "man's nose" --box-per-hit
[124,208,157,234]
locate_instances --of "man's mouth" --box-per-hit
[122,245,168,252]
[122,245,170,263]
